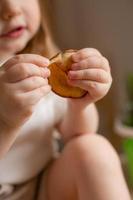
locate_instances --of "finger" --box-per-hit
[72,48,102,62]
[11,77,48,92]
[5,63,50,83]
[68,69,111,83]
[3,54,50,71]
[71,56,110,72]
[22,85,51,105]
[68,80,111,100]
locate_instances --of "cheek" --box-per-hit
[25,3,41,35]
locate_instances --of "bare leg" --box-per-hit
[46,134,131,200]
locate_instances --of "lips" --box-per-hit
[0,26,26,38]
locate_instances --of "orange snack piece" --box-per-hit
[48,50,87,98]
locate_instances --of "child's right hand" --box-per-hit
[0,54,51,130]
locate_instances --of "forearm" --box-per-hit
[59,101,99,143]
[0,121,19,159]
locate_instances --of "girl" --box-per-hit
[0,0,131,200]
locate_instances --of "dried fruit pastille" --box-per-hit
[48,50,87,98]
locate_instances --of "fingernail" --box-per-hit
[44,59,50,65]
[67,71,73,77]
[68,71,74,78]
[44,68,51,76]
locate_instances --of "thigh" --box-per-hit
[45,134,131,200]
[45,140,79,200]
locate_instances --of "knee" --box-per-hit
[63,134,121,170]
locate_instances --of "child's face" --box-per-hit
[0,0,41,57]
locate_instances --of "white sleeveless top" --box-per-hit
[0,92,67,184]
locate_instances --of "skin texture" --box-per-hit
[0,1,131,200]
[47,134,131,200]
[0,0,51,155]
[0,0,50,130]
[0,0,41,58]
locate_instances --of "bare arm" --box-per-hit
[0,54,51,159]
[57,48,112,143]
[58,101,99,143]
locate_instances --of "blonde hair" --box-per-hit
[20,0,59,58]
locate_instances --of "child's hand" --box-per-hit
[67,48,112,106]
[0,54,51,130]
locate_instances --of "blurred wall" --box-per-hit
[50,0,133,149]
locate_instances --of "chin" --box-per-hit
[14,38,30,53]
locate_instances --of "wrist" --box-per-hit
[67,98,93,111]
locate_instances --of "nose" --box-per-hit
[1,1,21,20]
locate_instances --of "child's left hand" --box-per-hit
[67,48,112,106]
